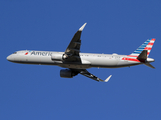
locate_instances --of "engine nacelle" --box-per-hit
[60,69,78,78]
[51,53,63,61]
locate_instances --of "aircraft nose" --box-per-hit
[7,55,14,61]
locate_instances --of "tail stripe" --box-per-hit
[130,38,155,57]
[145,47,152,50]
[148,43,154,45]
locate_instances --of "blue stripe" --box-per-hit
[133,51,141,54]
[138,47,145,49]
[135,49,143,51]
[137,48,144,50]
[145,40,150,42]
[131,39,152,55]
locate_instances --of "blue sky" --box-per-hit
[1,0,161,119]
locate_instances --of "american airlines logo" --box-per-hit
[25,50,32,55]
[30,51,52,56]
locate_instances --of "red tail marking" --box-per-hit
[144,47,152,50]
[122,57,140,62]
[127,55,138,57]
[148,43,154,45]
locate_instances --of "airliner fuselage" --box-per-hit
[7,23,155,82]
[7,50,154,69]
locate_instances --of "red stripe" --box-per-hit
[144,47,152,50]
[25,52,28,55]
[127,55,138,57]
[148,43,154,45]
[122,57,140,62]
[151,38,155,41]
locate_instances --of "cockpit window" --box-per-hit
[13,52,17,54]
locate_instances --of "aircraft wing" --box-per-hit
[63,23,87,62]
[78,69,112,82]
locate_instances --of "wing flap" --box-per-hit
[79,69,112,82]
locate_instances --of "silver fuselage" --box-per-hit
[7,50,154,69]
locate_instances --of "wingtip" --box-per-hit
[79,23,87,31]
[105,75,112,82]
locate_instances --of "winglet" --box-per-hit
[79,23,87,31]
[104,75,112,82]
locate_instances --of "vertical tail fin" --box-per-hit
[130,38,156,57]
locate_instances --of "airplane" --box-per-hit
[7,23,155,82]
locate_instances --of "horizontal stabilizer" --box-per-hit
[144,63,155,69]
[137,50,155,69]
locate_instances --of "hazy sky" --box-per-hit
[1,0,161,120]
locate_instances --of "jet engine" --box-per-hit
[60,69,78,78]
